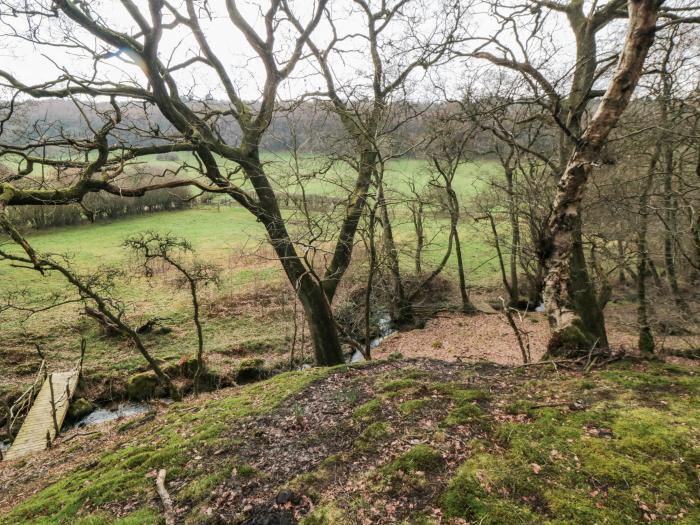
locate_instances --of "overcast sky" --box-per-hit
[0,1,643,103]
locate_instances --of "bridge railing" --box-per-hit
[7,360,47,439]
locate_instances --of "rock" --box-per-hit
[275,489,301,506]
[195,369,221,392]
[235,358,266,384]
[126,372,159,400]
[68,398,94,421]
[178,355,200,379]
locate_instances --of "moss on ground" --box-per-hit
[1,368,332,525]
[355,421,392,452]
[353,398,382,421]
[380,378,418,393]
[440,362,700,524]
[398,398,432,415]
[300,504,352,525]
[441,401,484,426]
[383,444,445,476]
[3,359,698,525]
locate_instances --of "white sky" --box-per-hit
[0,1,643,103]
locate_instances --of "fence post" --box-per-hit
[79,339,86,375]
[48,374,60,438]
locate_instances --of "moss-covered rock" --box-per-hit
[235,358,266,384]
[195,369,221,392]
[126,372,159,400]
[67,398,94,421]
[546,321,595,357]
[178,355,201,379]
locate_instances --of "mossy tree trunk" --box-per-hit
[659,50,689,312]
[244,161,345,366]
[506,167,521,306]
[543,0,661,357]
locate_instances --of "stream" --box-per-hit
[3,316,397,447]
[350,314,397,363]
[72,402,151,428]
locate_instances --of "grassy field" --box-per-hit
[0,157,507,397]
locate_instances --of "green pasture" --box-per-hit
[0,156,507,391]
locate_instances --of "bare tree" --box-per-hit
[124,232,220,393]
[543,0,662,355]
[0,213,181,398]
[0,0,351,365]
[421,112,477,313]
[286,0,465,324]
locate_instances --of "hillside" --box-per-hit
[1,354,698,525]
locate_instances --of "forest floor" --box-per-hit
[374,299,700,368]
[1,326,698,524]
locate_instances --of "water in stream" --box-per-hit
[350,314,397,363]
[73,402,150,428]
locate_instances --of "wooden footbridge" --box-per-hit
[3,358,82,461]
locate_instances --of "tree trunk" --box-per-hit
[506,168,520,305]
[413,201,424,275]
[570,220,609,345]
[377,176,411,324]
[322,150,376,301]
[488,213,513,305]
[245,161,345,366]
[692,146,700,284]
[297,277,345,366]
[637,145,660,354]
[364,202,379,359]
[691,215,700,285]
[662,145,687,310]
[617,240,627,285]
[453,227,474,313]
[543,0,660,357]
[657,36,689,311]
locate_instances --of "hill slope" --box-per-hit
[1,358,698,524]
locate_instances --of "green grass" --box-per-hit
[1,155,506,393]
[2,358,698,524]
